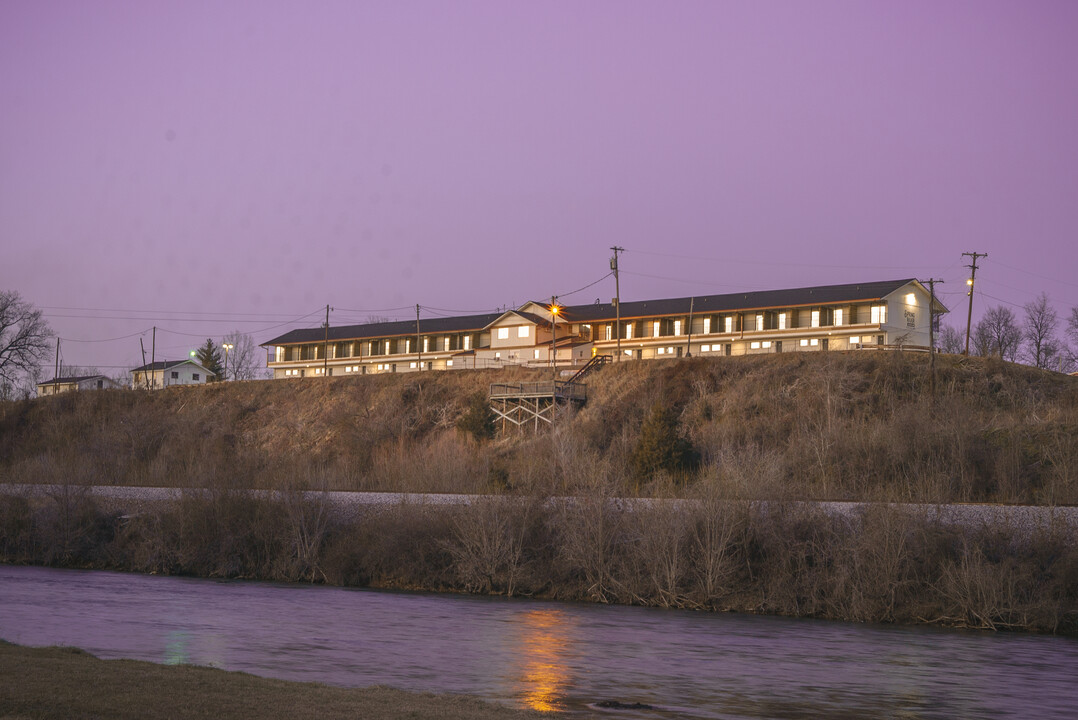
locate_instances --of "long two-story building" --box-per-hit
[262,278,947,379]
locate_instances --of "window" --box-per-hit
[653,321,661,337]
[463,335,471,350]
[384,340,390,355]
[673,320,682,336]
[800,339,809,347]
[762,341,771,349]
[625,323,634,340]
[850,336,860,345]
[755,314,764,331]
[703,317,711,334]
[193,373,200,380]
[497,327,509,340]
[447,360,454,367]
[778,313,786,330]
[834,308,843,326]
[811,310,820,328]
[495,352,501,360]
[810,338,819,346]
[605,325,612,340]
[750,341,761,349]
[725,316,733,333]
[534,349,540,359]
[423,338,430,353]
[906,293,916,306]
[871,305,887,324]
[444,338,451,351]
[410,362,417,369]
[658,347,665,355]
[517,326,530,338]
[171,371,179,379]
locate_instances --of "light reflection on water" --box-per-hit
[2,565,1077,719]
[511,609,575,711]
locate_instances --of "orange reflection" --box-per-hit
[516,608,573,712]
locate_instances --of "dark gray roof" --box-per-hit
[130,359,206,373]
[37,375,107,385]
[556,278,924,323]
[263,279,935,346]
[263,312,504,347]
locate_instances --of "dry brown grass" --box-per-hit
[1,353,1076,504]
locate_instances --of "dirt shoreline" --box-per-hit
[0,640,547,720]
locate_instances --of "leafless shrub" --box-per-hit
[443,495,540,596]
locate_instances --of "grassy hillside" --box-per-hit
[2,352,1076,504]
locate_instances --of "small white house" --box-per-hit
[37,374,123,397]
[130,359,214,389]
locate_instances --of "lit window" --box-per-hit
[701,344,710,352]
[444,338,450,351]
[423,338,430,352]
[384,341,390,354]
[668,347,674,354]
[658,348,665,355]
[778,313,786,330]
[756,314,764,331]
[534,349,540,359]
[906,293,916,306]
[447,360,453,367]
[811,310,820,328]
[703,317,711,334]
[810,338,819,346]
[275,347,284,362]
[834,309,843,326]
[605,325,612,340]
[464,335,471,350]
[674,320,682,336]
[405,339,411,353]
[495,352,501,359]
[653,321,661,337]
[518,326,530,338]
[850,336,860,345]
[498,328,509,340]
[345,366,352,373]
[871,305,887,324]
[626,324,634,340]
[725,316,733,333]
[409,362,417,369]
[750,342,760,349]
[762,341,771,349]
[800,339,809,347]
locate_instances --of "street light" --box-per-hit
[222,343,234,381]
[549,298,561,380]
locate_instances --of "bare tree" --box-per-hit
[0,290,54,394]
[937,325,964,354]
[1022,293,1061,370]
[973,306,1021,361]
[222,331,265,380]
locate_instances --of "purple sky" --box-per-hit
[2,1,1076,375]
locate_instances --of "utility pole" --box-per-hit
[962,252,987,355]
[54,338,60,384]
[139,338,148,389]
[151,326,156,389]
[323,304,332,378]
[416,304,422,371]
[610,246,624,361]
[921,278,944,400]
[685,297,694,357]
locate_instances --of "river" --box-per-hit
[1,565,1075,719]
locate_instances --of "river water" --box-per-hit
[1,565,1075,719]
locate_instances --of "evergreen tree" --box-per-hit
[195,338,224,381]
[630,404,698,482]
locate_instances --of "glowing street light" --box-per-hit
[222,343,234,381]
